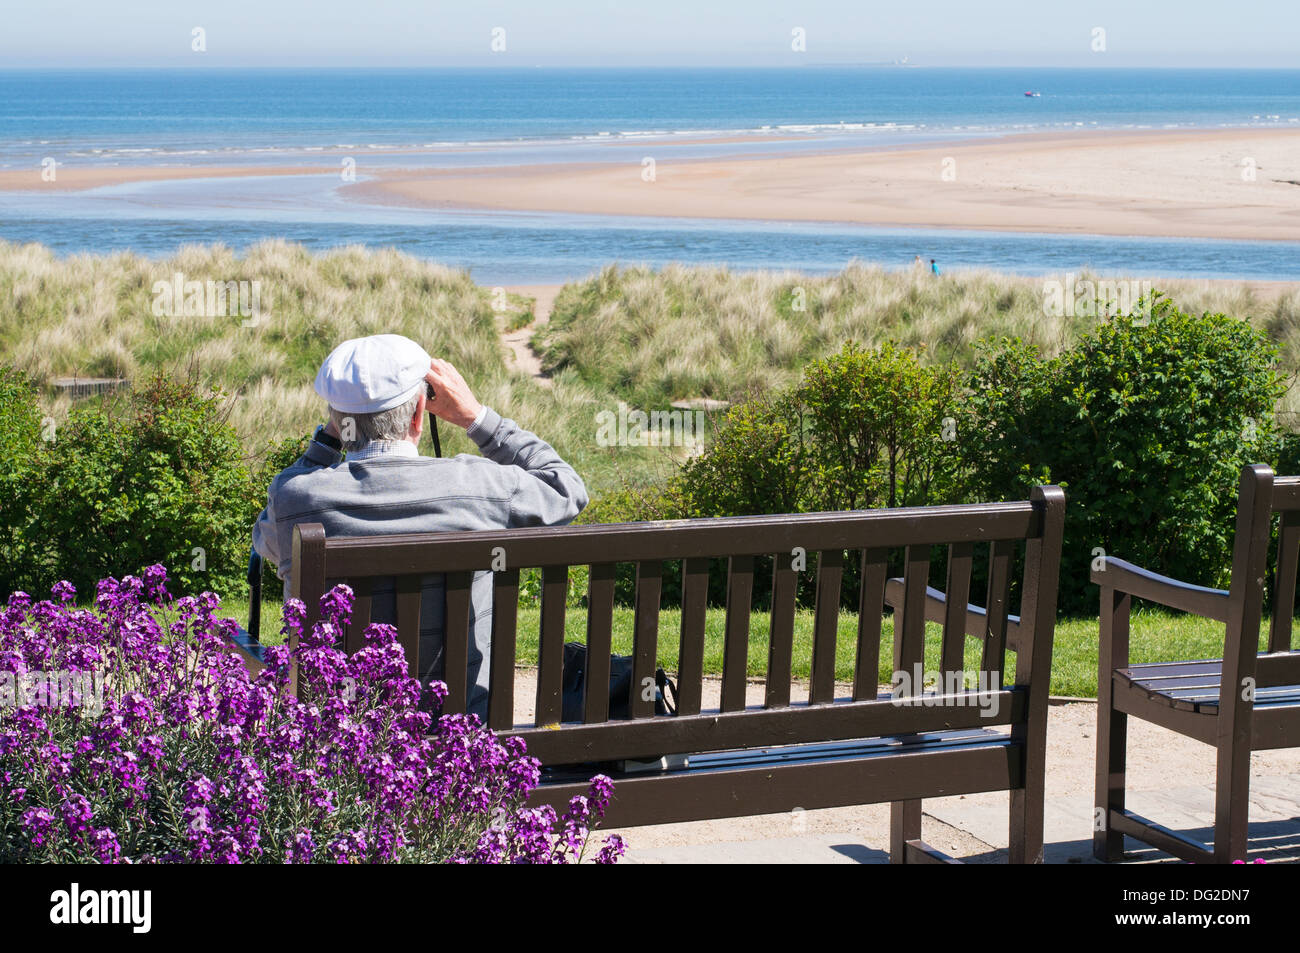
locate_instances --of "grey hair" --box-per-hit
[329,391,422,452]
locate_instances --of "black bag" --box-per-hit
[561,641,677,722]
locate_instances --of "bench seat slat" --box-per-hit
[510,688,1023,764]
[528,735,1023,829]
[1120,653,1300,702]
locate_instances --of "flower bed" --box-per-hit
[0,567,622,864]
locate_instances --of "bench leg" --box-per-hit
[1093,586,1129,862]
[1093,704,1127,861]
[1212,729,1252,863]
[1009,787,1045,863]
[890,799,921,863]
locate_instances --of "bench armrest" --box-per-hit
[1090,557,1229,622]
[883,578,1021,649]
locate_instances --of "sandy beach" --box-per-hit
[352,128,1300,241]
[0,164,334,192]
[8,127,1300,244]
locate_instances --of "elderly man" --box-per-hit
[252,334,587,718]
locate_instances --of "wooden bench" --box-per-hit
[230,486,1065,863]
[1093,464,1300,863]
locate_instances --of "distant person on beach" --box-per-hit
[252,334,587,718]
[913,255,924,269]
[931,259,940,276]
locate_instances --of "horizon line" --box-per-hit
[4,62,1300,71]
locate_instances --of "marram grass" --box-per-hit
[535,261,1300,414]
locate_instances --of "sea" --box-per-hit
[2,67,1299,283]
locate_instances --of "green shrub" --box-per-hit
[577,342,964,607]
[677,341,963,518]
[0,367,47,594]
[32,374,263,598]
[961,298,1286,613]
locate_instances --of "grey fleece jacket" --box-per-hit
[251,407,588,717]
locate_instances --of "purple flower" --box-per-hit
[0,566,618,864]
[596,834,626,865]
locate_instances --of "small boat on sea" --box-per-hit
[1024,91,1041,97]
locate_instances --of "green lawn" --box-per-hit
[220,597,1255,699]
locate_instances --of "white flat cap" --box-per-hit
[314,334,432,414]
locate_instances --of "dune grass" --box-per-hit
[223,593,1255,700]
[8,243,1299,499]
[0,240,683,496]
[535,262,1300,414]
[0,240,500,448]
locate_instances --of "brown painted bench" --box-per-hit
[1093,464,1300,863]
[230,486,1064,863]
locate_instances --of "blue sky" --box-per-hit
[4,0,1299,67]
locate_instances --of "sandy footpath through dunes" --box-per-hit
[500,285,559,385]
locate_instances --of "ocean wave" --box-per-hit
[6,115,1300,166]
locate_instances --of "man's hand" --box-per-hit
[425,358,483,430]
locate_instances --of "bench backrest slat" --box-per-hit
[631,561,662,719]
[443,571,473,713]
[764,551,798,709]
[941,541,976,676]
[894,545,931,697]
[810,549,844,704]
[1270,507,1300,653]
[394,574,421,687]
[584,563,616,723]
[853,548,889,701]
[536,565,568,725]
[721,555,754,713]
[488,570,519,731]
[981,538,1015,687]
[344,575,371,655]
[675,557,709,716]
